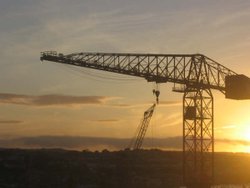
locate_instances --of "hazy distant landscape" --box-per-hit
[1,148,250,188]
[0,136,183,151]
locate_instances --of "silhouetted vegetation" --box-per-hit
[0,148,250,188]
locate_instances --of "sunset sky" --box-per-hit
[1,0,250,152]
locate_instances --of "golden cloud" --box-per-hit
[0,93,111,107]
[0,120,23,124]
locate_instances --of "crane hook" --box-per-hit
[152,84,160,104]
[155,90,160,104]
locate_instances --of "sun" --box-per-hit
[233,122,250,153]
[245,147,250,153]
[225,117,250,153]
[240,125,250,141]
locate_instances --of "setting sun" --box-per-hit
[241,125,250,141]
[232,115,250,139]
[229,121,250,153]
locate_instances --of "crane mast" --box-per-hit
[40,51,250,188]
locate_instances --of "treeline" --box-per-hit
[0,148,250,188]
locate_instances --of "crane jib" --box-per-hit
[40,51,250,100]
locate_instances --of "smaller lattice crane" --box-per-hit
[129,103,156,150]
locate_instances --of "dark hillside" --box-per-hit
[0,149,250,188]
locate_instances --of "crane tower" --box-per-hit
[40,51,250,188]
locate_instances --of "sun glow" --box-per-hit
[236,122,250,141]
[245,147,250,153]
[232,121,250,153]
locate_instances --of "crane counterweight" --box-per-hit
[225,74,250,100]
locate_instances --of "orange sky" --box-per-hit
[0,0,250,152]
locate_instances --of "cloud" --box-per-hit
[0,120,23,124]
[158,101,182,107]
[0,136,182,151]
[217,138,250,146]
[109,103,132,108]
[213,10,250,28]
[0,93,111,107]
[0,136,129,150]
[157,112,182,128]
[217,125,236,130]
[109,100,181,109]
[0,136,250,151]
[93,119,120,123]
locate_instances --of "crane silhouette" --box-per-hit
[41,51,250,188]
[129,103,156,150]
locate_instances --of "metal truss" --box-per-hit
[41,51,236,93]
[40,51,238,188]
[130,104,156,150]
[183,87,214,188]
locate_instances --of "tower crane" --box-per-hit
[129,103,156,150]
[40,51,250,188]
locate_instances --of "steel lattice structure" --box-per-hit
[40,51,247,188]
[40,51,236,92]
[183,88,214,187]
[130,104,156,150]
